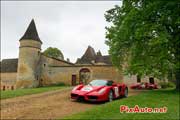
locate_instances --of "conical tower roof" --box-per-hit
[82,45,96,60]
[20,19,42,43]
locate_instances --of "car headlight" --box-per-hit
[72,86,78,91]
[98,88,106,94]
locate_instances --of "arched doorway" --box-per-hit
[79,68,90,84]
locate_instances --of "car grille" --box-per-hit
[71,93,78,97]
[88,96,98,99]
[78,96,85,101]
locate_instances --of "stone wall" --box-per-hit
[123,75,162,86]
[0,72,17,90]
[39,55,74,86]
[90,66,123,83]
[41,66,77,86]
[40,65,123,86]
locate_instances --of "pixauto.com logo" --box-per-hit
[120,105,167,113]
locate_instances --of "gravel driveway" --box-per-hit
[0,87,142,119]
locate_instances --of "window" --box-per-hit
[149,77,154,84]
[137,75,141,83]
[11,86,14,90]
[3,86,5,91]
[89,80,107,86]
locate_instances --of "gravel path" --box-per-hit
[0,87,142,119]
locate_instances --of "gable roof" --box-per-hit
[76,46,97,64]
[76,46,112,65]
[20,19,42,43]
[41,53,75,66]
[0,58,18,73]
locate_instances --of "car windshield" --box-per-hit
[88,80,108,86]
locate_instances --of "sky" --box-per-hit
[1,1,122,63]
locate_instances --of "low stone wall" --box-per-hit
[123,75,163,86]
[40,65,123,86]
[0,72,17,90]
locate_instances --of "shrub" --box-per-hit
[159,82,175,89]
[52,82,66,86]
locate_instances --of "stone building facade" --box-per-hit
[0,19,159,90]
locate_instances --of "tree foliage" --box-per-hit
[105,0,180,89]
[43,47,64,60]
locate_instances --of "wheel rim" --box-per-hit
[124,88,128,97]
[109,91,113,102]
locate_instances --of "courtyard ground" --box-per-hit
[0,87,141,119]
[65,89,179,120]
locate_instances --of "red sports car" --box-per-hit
[130,82,158,89]
[71,79,128,102]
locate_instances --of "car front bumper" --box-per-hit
[71,92,108,102]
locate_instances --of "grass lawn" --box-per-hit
[1,86,68,99]
[64,89,179,120]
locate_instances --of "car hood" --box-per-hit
[79,85,105,93]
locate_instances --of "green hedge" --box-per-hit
[159,82,175,89]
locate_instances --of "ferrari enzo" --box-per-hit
[130,82,158,89]
[71,79,128,102]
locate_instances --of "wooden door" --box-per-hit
[72,75,76,86]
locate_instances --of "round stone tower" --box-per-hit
[16,19,42,88]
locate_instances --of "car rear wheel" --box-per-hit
[108,90,113,102]
[124,87,128,98]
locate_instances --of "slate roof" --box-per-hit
[76,46,112,65]
[95,55,112,65]
[76,46,96,64]
[0,58,18,73]
[82,46,96,59]
[96,50,102,56]
[20,19,42,43]
[41,53,75,65]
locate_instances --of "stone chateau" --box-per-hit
[0,19,158,90]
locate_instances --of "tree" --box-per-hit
[43,47,64,60]
[105,0,180,90]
